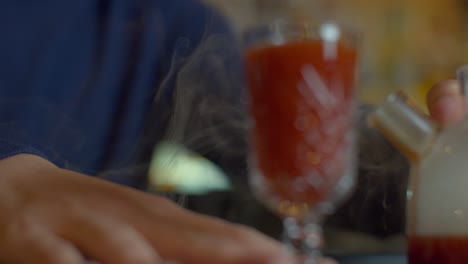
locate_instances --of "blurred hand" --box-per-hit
[427,79,466,126]
[0,154,336,264]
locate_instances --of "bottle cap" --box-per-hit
[369,91,436,161]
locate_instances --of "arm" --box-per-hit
[0,1,292,263]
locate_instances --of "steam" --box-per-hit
[147,12,410,236]
[328,105,410,237]
[160,28,410,235]
[96,4,409,237]
[152,14,249,187]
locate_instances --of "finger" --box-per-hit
[427,79,466,126]
[60,214,160,264]
[117,191,293,263]
[139,212,295,264]
[2,220,83,264]
[101,188,291,264]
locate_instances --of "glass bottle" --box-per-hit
[369,66,468,263]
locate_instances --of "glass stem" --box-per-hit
[283,216,323,264]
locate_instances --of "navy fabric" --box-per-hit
[0,0,240,188]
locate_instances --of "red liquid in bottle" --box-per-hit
[409,236,468,263]
[245,40,357,204]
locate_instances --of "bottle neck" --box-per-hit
[369,91,437,161]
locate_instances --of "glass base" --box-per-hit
[283,217,324,264]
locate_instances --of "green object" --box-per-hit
[148,142,231,195]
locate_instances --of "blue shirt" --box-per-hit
[0,0,243,188]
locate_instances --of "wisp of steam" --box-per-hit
[98,3,409,238]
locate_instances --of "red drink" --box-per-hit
[245,40,357,205]
[409,236,468,263]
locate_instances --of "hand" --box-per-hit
[427,79,466,125]
[0,154,336,264]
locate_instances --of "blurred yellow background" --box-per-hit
[204,0,468,109]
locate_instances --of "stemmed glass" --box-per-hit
[243,20,359,263]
